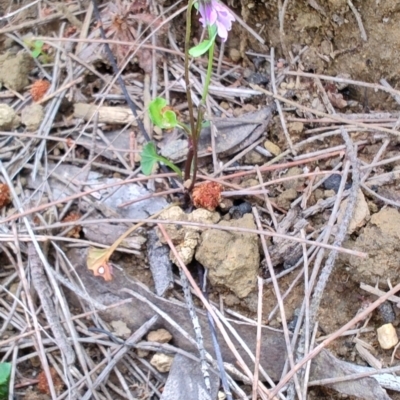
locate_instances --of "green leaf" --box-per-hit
[208,24,217,38]
[31,48,41,58]
[148,98,178,129]
[162,109,178,129]
[140,142,159,175]
[189,39,214,58]
[0,363,11,400]
[140,142,182,177]
[34,40,44,50]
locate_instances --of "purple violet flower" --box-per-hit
[198,0,235,42]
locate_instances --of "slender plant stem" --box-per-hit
[184,0,196,182]
[188,34,216,189]
[201,38,216,104]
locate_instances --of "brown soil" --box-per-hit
[232,0,400,108]
[2,0,400,399]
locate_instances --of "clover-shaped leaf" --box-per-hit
[140,142,182,177]
[149,98,178,129]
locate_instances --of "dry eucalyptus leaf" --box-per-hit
[86,247,113,281]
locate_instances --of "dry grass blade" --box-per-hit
[157,224,273,399]
[158,224,211,393]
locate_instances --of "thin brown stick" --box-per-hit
[26,217,367,258]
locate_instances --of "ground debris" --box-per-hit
[147,228,173,296]
[0,51,31,91]
[150,353,174,373]
[195,214,259,298]
[0,104,19,130]
[160,354,219,400]
[160,106,274,162]
[21,103,44,131]
[345,207,400,285]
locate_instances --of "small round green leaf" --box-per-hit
[140,142,159,176]
[148,97,178,129]
[140,142,182,177]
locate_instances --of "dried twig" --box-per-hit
[159,224,211,392]
[270,282,400,397]
[347,0,367,41]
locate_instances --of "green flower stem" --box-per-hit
[188,38,215,190]
[184,3,216,188]
[201,37,216,105]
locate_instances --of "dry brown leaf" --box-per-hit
[86,247,113,281]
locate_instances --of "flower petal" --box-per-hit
[199,2,217,26]
[216,21,228,41]
[198,0,235,41]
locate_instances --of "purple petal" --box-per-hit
[199,2,217,26]
[198,0,235,41]
[216,21,228,41]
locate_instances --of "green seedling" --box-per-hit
[0,363,11,400]
[31,40,44,59]
[140,0,235,189]
[140,142,182,177]
[24,39,51,63]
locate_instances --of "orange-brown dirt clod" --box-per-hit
[61,212,82,238]
[192,182,223,211]
[30,79,50,102]
[37,367,64,395]
[0,183,11,208]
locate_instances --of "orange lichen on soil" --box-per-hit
[30,80,50,102]
[192,181,223,211]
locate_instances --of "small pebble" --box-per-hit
[229,48,241,63]
[287,122,304,134]
[264,140,281,156]
[229,202,252,219]
[323,174,351,193]
[377,302,395,324]
[377,323,398,350]
[150,353,174,373]
[220,101,230,110]
[147,328,172,344]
